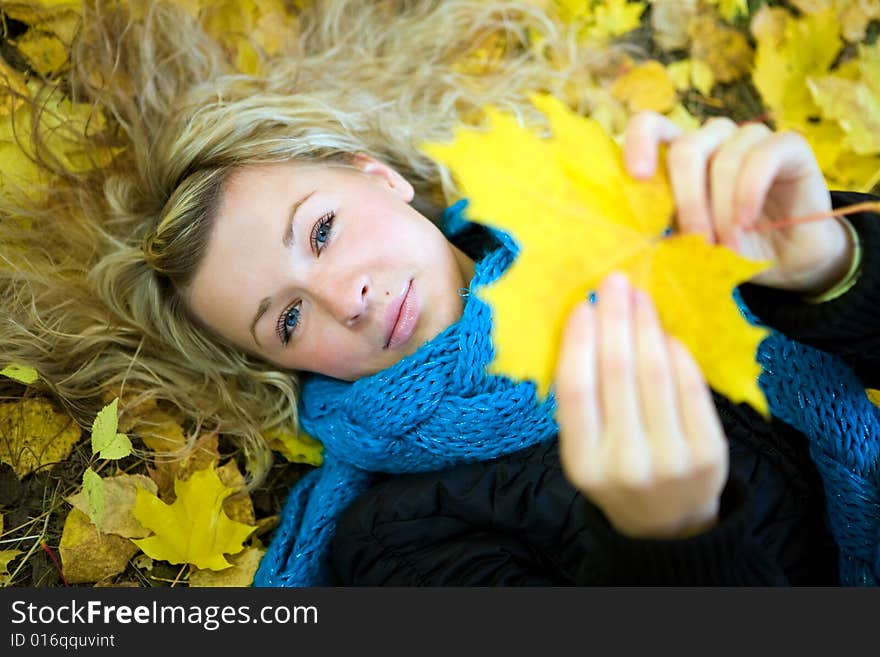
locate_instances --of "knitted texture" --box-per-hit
[739,296,880,585]
[254,200,880,587]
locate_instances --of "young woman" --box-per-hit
[1,0,877,586]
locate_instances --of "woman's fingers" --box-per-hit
[632,288,689,476]
[707,121,772,250]
[555,299,601,487]
[623,111,683,179]
[665,116,738,244]
[732,130,830,231]
[666,336,727,477]
[596,274,649,482]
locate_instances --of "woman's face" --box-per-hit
[186,156,475,380]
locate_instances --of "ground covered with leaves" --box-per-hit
[1,0,879,588]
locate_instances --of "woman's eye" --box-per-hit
[276,302,301,346]
[310,211,335,254]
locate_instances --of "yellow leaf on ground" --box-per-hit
[791,0,880,43]
[59,508,138,584]
[14,31,70,77]
[649,0,697,51]
[587,0,645,41]
[189,546,265,587]
[751,8,841,129]
[867,389,880,407]
[0,398,82,478]
[689,15,753,84]
[67,473,158,539]
[132,465,256,571]
[216,461,255,526]
[808,76,880,156]
[0,57,29,118]
[0,549,22,586]
[610,60,677,113]
[707,0,748,23]
[264,424,323,466]
[424,94,770,415]
[147,432,219,502]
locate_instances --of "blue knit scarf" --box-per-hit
[254,200,880,587]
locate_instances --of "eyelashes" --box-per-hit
[275,210,336,346]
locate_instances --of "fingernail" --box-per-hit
[605,272,628,289]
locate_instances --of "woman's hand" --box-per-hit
[622,112,854,296]
[555,273,728,539]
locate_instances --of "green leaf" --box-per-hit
[0,364,39,385]
[81,467,105,531]
[91,398,132,460]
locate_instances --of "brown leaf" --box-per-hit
[66,473,158,539]
[59,508,138,584]
[188,545,265,587]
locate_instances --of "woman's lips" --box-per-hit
[384,280,418,350]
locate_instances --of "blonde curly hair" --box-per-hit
[0,0,610,486]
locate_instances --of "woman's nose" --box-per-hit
[317,274,371,326]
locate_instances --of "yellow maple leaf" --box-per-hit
[751,7,842,129]
[424,94,771,415]
[0,398,82,478]
[808,42,880,157]
[132,465,256,571]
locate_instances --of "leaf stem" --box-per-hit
[744,201,880,233]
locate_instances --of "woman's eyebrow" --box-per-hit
[282,190,316,248]
[250,189,316,347]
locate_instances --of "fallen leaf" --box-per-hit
[649,0,697,51]
[611,60,678,113]
[59,508,138,584]
[264,424,323,466]
[0,549,22,585]
[0,364,39,385]
[80,467,105,532]
[131,408,188,453]
[67,472,158,539]
[132,465,256,571]
[216,461,255,526]
[808,76,880,156]
[707,0,748,23]
[14,30,70,77]
[189,546,265,587]
[867,389,880,407]
[751,8,841,129]
[423,94,770,414]
[0,57,29,117]
[91,398,132,460]
[0,398,82,478]
[689,15,753,84]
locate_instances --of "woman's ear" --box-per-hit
[350,153,415,202]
